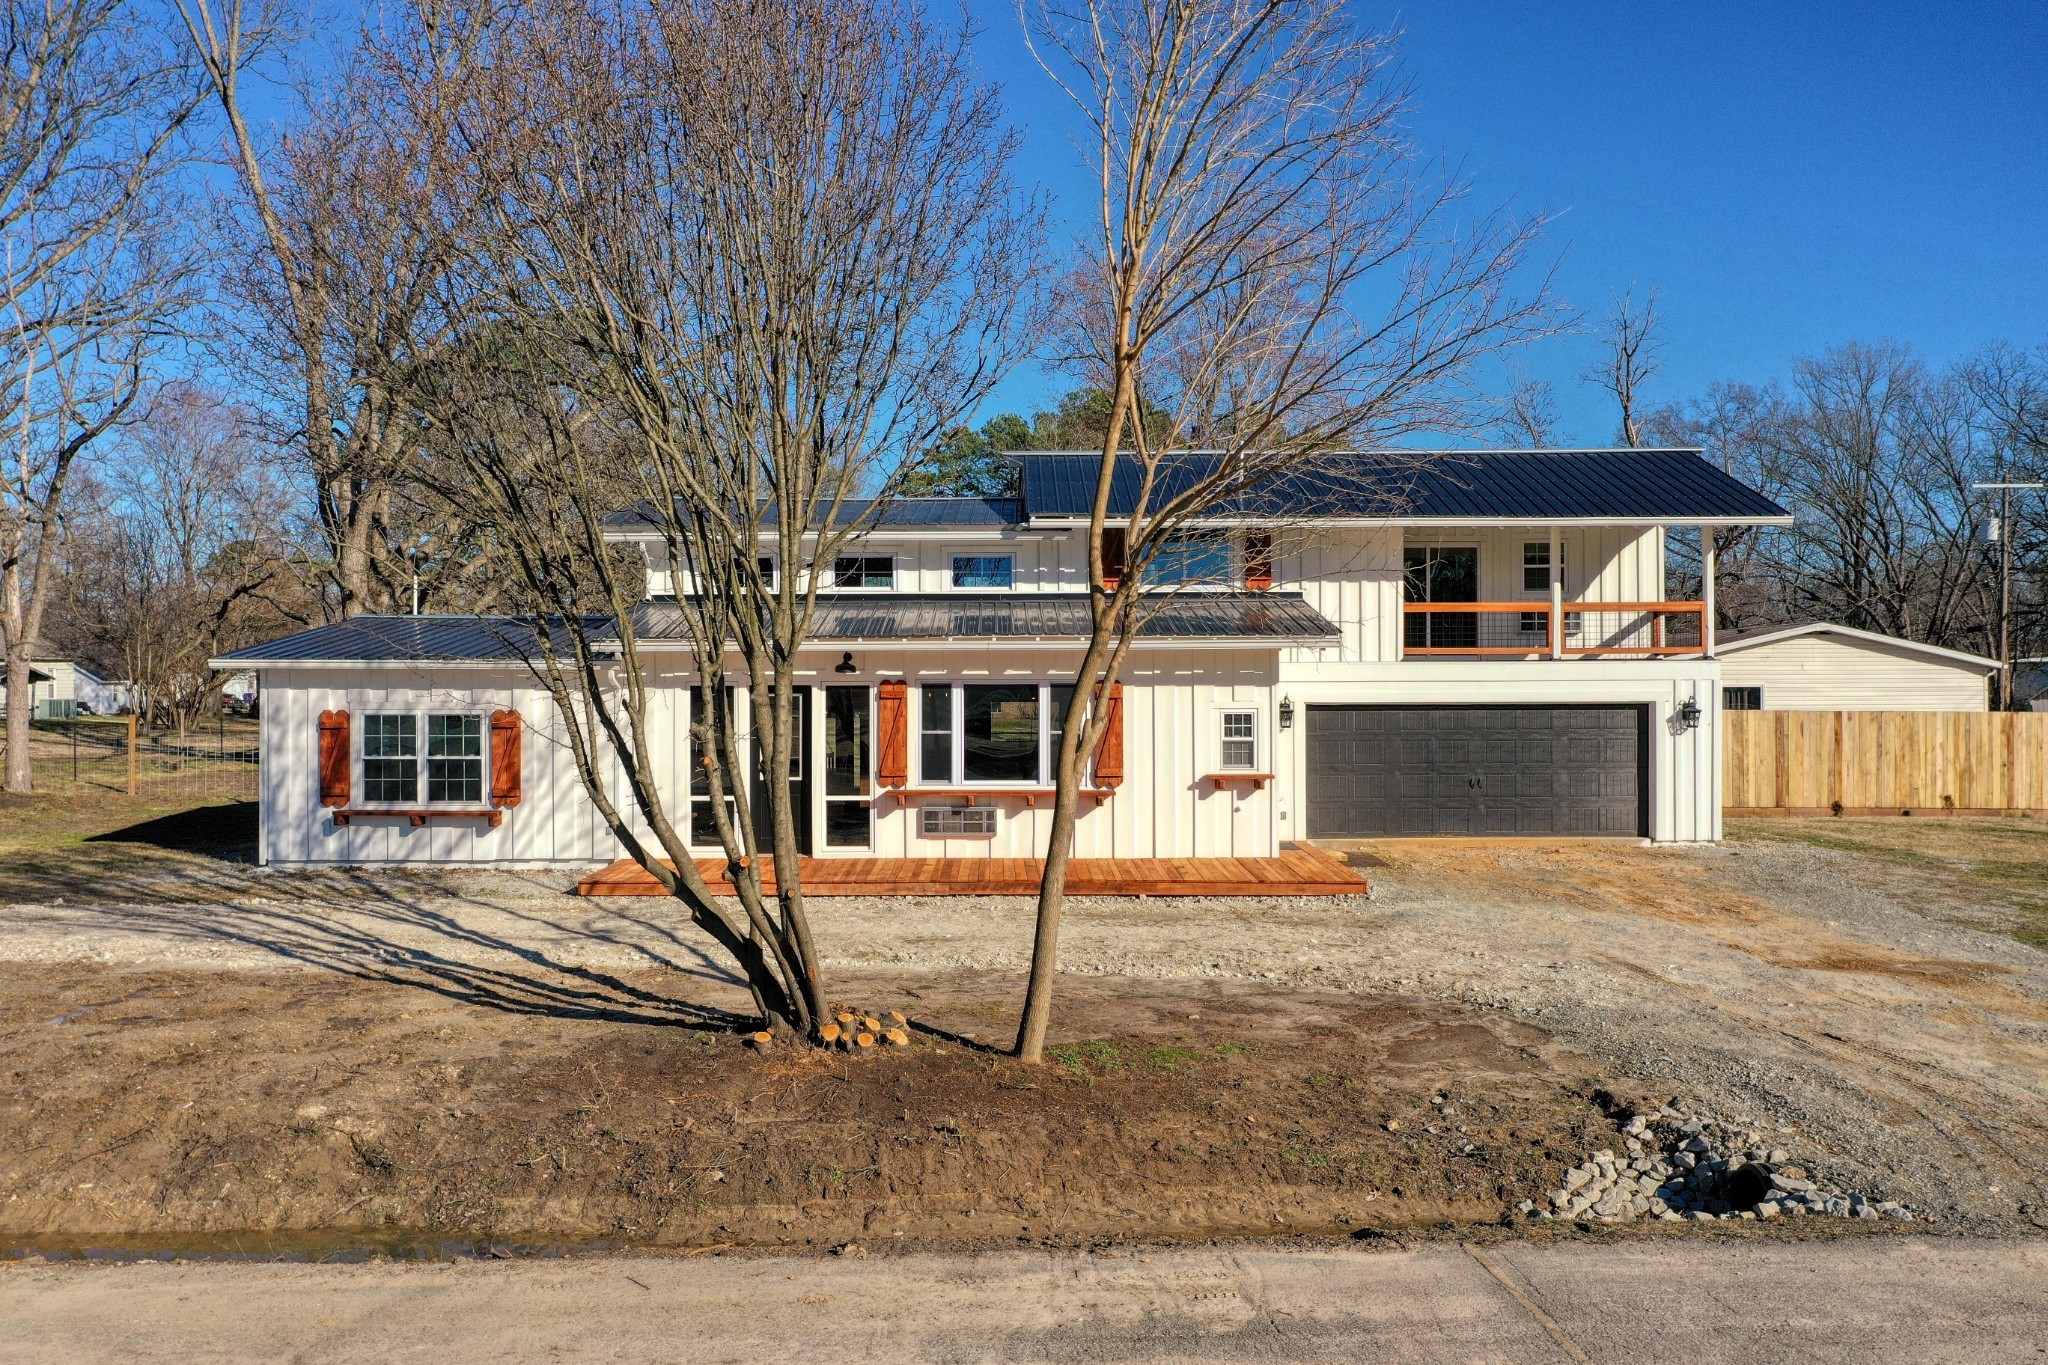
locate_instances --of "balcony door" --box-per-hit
[1403,545,1478,650]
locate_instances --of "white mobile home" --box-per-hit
[216,449,1792,869]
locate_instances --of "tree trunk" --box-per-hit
[4,648,32,792]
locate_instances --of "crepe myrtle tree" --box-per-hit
[1009,0,1559,1061]
[418,0,1044,1040]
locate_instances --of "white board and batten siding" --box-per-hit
[257,647,1280,866]
[1273,526,1668,665]
[1718,633,1995,712]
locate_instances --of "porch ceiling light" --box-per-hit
[834,651,858,674]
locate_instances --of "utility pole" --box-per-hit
[1974,480,2045,710]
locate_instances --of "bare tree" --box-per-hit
[420,0,1043,1039]
[1010,0,1555,1061]
[0,0,200,790]
[1586,287,1660,447]
[57,382,305,731]
[177,0,494,620]
[1490,364,1559,446]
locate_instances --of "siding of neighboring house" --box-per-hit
[1718,634,1993,711]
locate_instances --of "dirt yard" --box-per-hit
[2,793,2046,1253]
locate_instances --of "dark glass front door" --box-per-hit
[823,685,872,848]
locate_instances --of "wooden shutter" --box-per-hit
[490,709,523,807]
[1245,532,1273,591]
[876,679,908,786]
[1092,682,1125,789]
[1101,527,1126,591]
[317,709,350,808]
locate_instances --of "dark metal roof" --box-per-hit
[220,593,1340,665]
[605,496,1022,531]
[634,593,1336,642]
[1016,449,1790,523]
[213,616,590,664]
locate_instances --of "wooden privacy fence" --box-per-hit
[1724,710,2048,816]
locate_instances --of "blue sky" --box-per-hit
[969,1,2048,444]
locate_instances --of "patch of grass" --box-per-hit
[1735,817,2048,948]
[1044,1039,1233,1084]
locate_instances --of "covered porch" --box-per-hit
[575,842,1368,897]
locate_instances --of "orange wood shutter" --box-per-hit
[317,709,350,807]
[1101,527,1126,591]
[1092,682,1125,789]
[876,679,908,786]
[490,709,523,807]
[1245,532,1273,591]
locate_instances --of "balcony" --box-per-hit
[1401,601,1706,658]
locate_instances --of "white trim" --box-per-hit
[1714,622,2000,671]
[1028,515,1792,529]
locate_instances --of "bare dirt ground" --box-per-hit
[2,794,2046,1250]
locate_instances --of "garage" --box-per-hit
[1305,705,1647,838]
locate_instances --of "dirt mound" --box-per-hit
[0,965,1608,1252]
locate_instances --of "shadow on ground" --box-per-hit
[85,801,258,859]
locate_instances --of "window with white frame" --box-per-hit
[362,712,483,804]
[1723,686,1763,711]
[1146,531,1231,586]
[1218,710,1258,770]
[832,555,894,589]
[919,681,1078,785]
[950,554,1013,589]
[1522,540,1559,593]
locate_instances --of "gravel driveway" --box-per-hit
[4,824,2045,1233]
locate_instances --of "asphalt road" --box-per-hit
[4,1236,2046,1362]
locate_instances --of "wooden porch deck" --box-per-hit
[574,843,1368,898]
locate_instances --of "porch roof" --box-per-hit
[213,592,1340,667]
[635,591,1338,644]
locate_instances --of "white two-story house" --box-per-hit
[217,449,1790,868]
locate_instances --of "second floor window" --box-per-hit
[951,554,1014,589]
[1147,531,1231,585]
[833,555,894,589]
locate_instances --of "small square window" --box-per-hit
[1523,541,1560,594]
[1723,686,1763,711]
[833,556,894,589]
[1219,710,1257,770]
[950,555,1013,589]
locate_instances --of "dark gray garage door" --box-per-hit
[1306,705,1646,838]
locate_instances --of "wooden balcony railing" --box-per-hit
[1401,601,1707,658]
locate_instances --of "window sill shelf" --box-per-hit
[1202,772,1274,791]
[330,808,504,828]
[879,786,1114,808]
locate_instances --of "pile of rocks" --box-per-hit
[1519,1106,1914,1225]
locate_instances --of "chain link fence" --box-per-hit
[7,715,260,802]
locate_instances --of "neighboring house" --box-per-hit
[1715,623,1998,713]
[2016,659,2048,712]
[214,448,1790,868]
[0,646,133,717]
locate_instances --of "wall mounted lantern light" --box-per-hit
[1278,696,1295,729]
[1676,697,1702,730]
